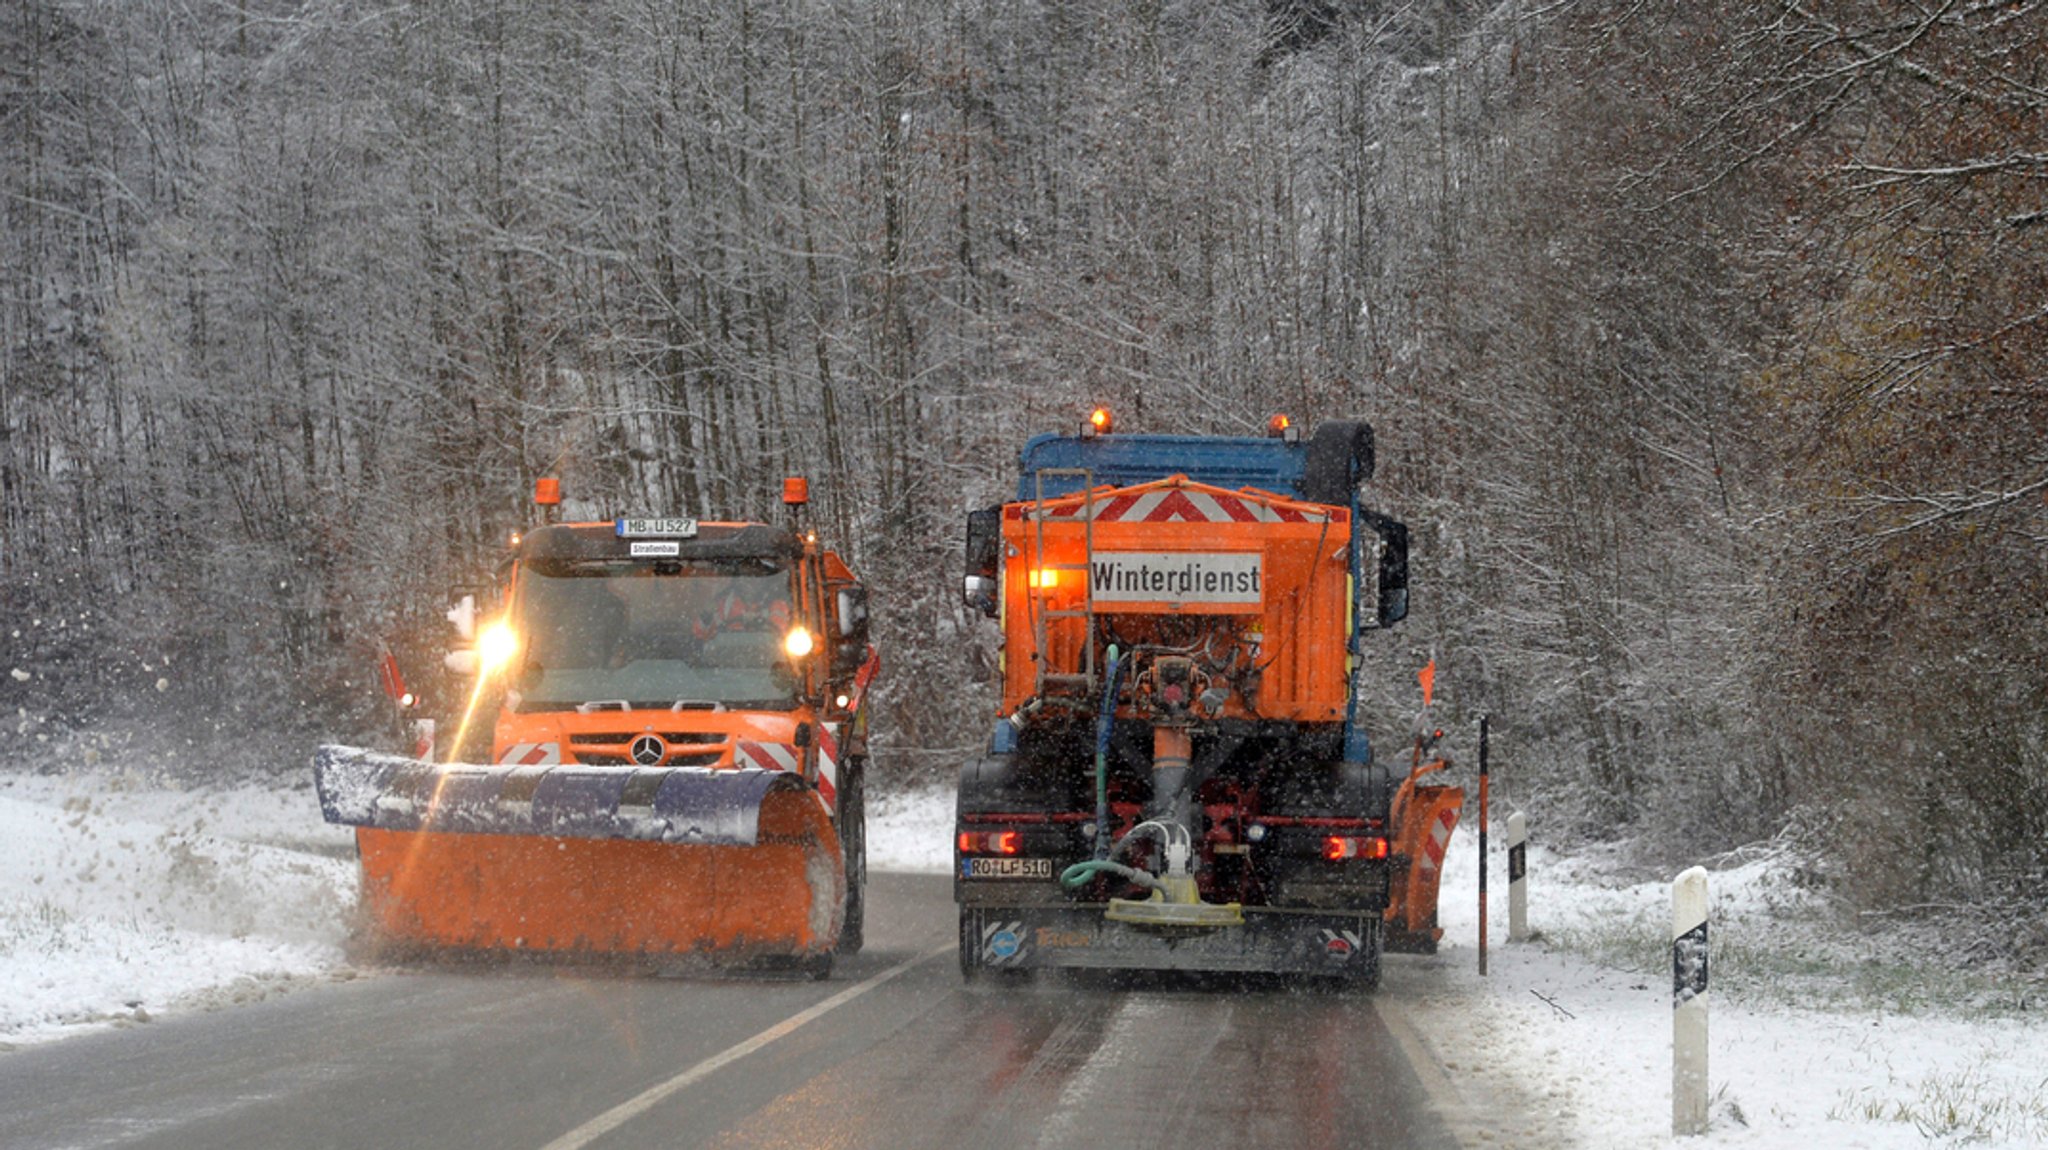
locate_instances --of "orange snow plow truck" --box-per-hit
[315,478,877,977]
[955,412,1460,987]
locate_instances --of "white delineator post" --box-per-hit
[1672,866,1710,1136]
[1506,812,1528,942]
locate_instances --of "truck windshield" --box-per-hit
[507,557,798,711]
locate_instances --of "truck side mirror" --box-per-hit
[1354,509,1409,629]
[963,507,1001,619]
[1374,518,1409,628]
[833,585,871,673]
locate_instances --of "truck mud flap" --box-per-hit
[961,905,1382,979]
[314,744,805,845]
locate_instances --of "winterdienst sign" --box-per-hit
[1089,552,1262,608]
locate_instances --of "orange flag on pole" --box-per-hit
[1418,659,1436,707]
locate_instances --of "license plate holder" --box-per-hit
[962,857,1055,880]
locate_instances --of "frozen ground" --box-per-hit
[2,760,2044,1148]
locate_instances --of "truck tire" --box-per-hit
[837,762,866,956]
[957,907,1031,986]
[958,908,982,982]
[1303,420,1375,504]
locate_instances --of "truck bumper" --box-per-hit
[960,903,1382,978]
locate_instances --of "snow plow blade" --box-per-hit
[313,745,844,961]
[1385,783,1462,954]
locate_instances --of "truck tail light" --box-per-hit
[1322,835,1388,861]
[958,830,1021,855]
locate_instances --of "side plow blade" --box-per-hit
[313,746,844,961]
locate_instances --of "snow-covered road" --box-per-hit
[1,763,2041,1148]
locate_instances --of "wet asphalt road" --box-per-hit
[0,873,1471,1150]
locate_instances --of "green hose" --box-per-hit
[1090,644,1122,862]
[1060,858,1162,892]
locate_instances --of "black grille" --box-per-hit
[573,750,725,768]
[570,732,729,746]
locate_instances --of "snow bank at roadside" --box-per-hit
[0,771,355,1047]
[868,787,954,873]
[0,764,958,1048]
[1423,831,2048,1149]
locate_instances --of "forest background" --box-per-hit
[2,0,2042,934]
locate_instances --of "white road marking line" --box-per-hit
[539,944,949,1150]
[1374,994,1481,1148]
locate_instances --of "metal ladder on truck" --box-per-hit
[1030,468,1098,701]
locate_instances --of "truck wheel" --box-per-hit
[958,908,982,982]
[1303,420,1375,504]
[1345,947,1383,992]
[837,764,866,956]
[957,911,1033,987]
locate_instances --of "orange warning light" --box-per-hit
[782,476,810,506]
[534,477,562,506]
[1086,407,1114,436]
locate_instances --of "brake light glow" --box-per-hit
[1322,835,1389,861]
[958,830,1021,855]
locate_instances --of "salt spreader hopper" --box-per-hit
[954,411,1460,985]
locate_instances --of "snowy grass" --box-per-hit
[1539,862,2046,1021]
[1430,831,2048,1149]
[0,898,78,958]
[1829,1061,2048,1144]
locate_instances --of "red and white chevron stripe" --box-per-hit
[497,741,561,766]
[815,724,841,811]
[1040,486,1327,524]
[734,740,802,774]
[1419,807,1459,872]
[737,738,837,815]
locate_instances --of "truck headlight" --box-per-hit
[476,621,520,675]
